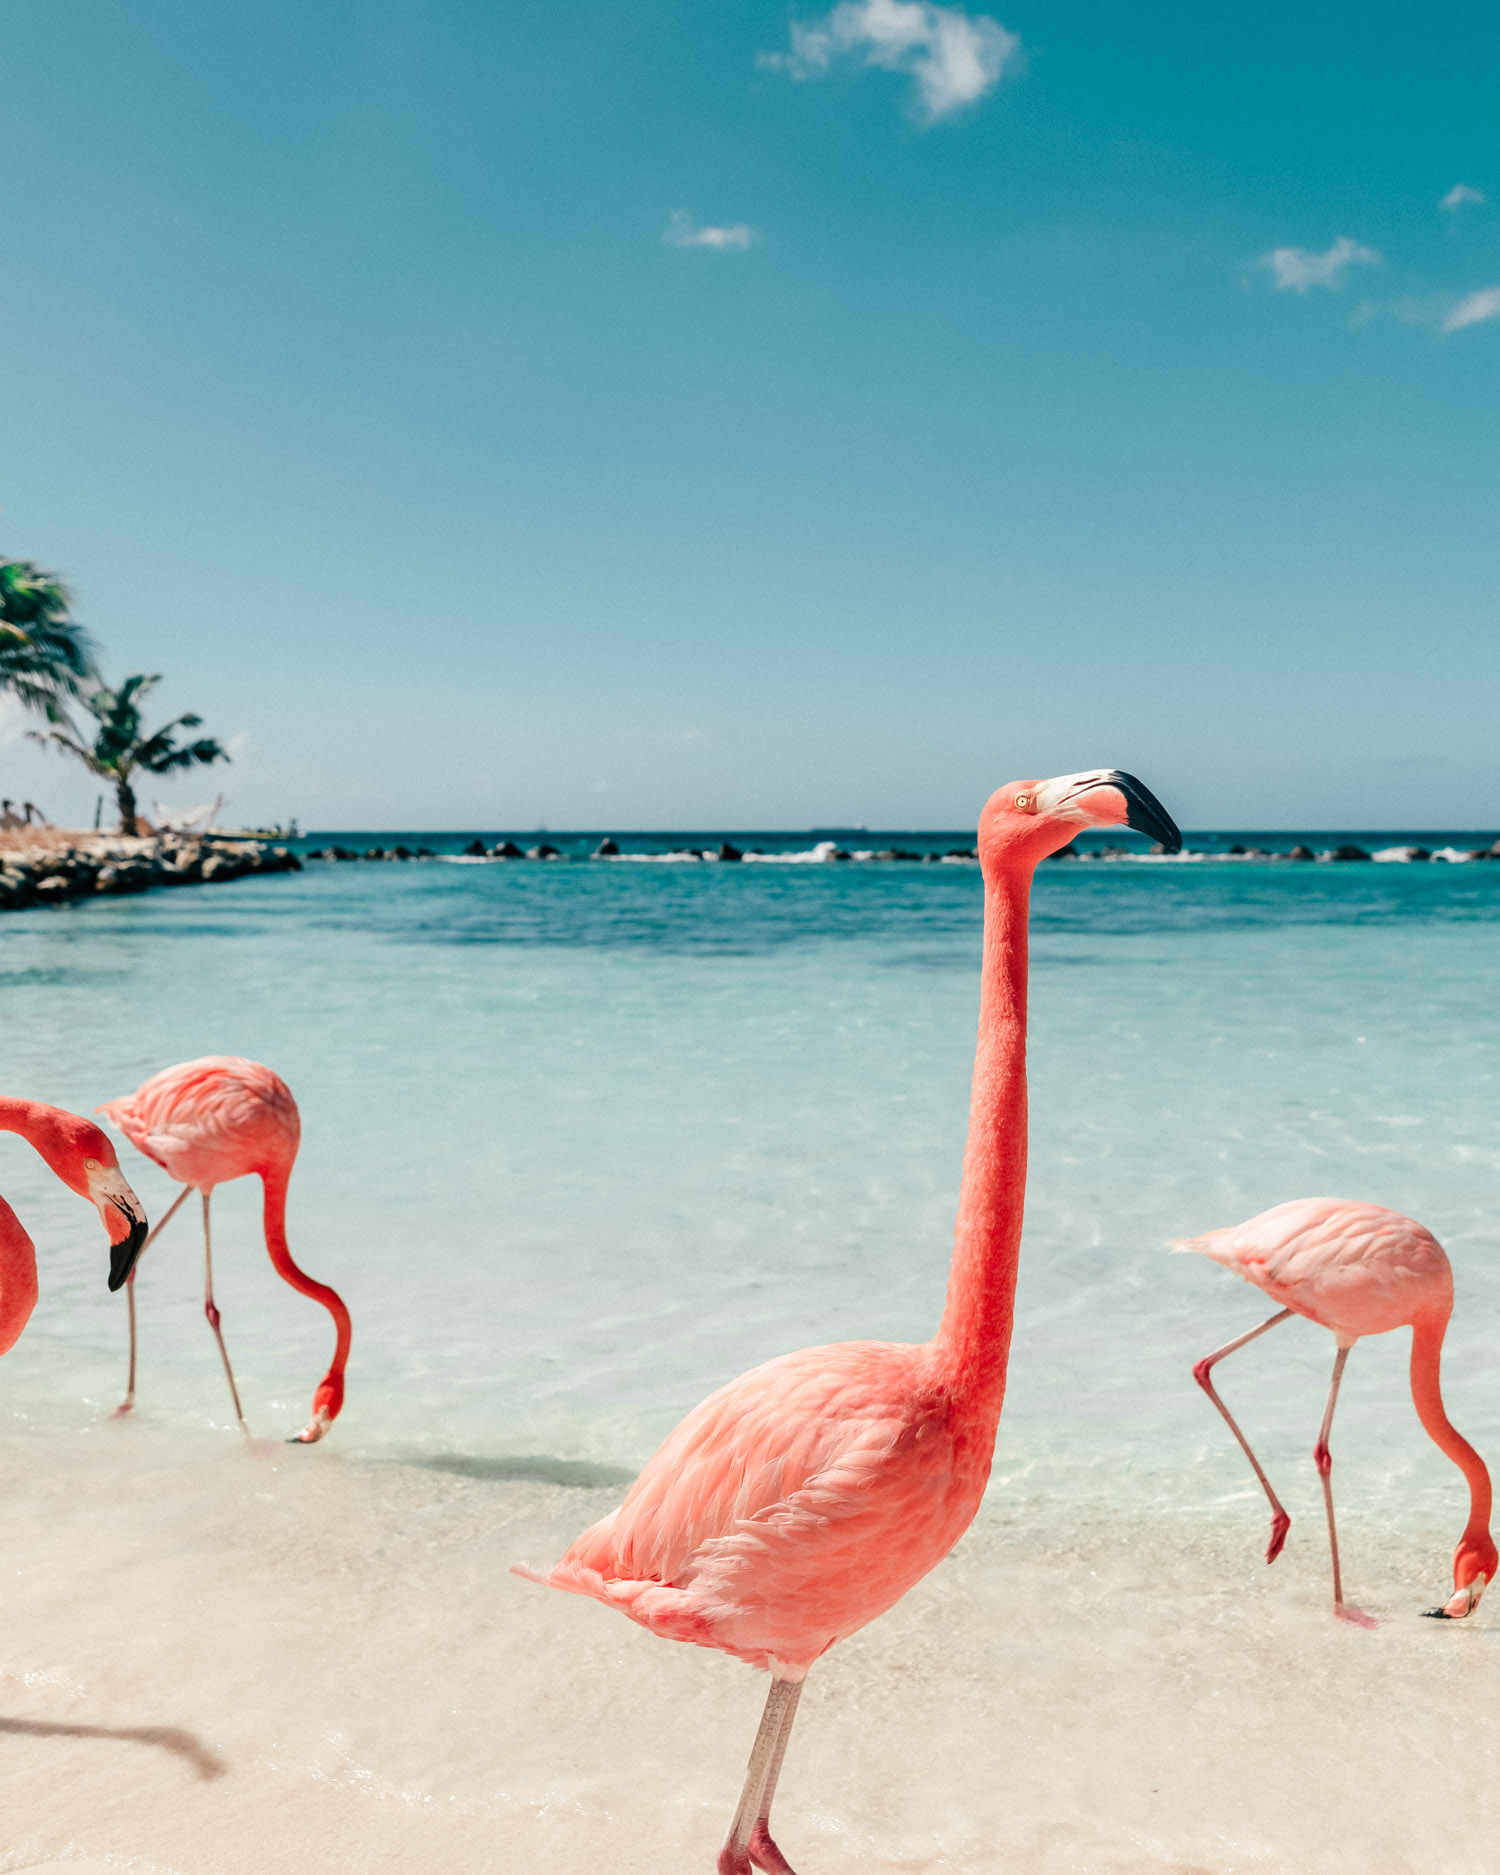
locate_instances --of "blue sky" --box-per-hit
[1,0,1497,830]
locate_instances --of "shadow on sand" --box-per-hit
[0,1715,226,1780]
[399,1451,636,1489]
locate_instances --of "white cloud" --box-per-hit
[664,212,754,250]
[1263,236,1381,292]
[762,0,1020,122]
[1443,286,1500,332]
[1440,184,1486,212]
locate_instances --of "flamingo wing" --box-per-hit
[99,1057,298,1187]
[1173,1197,1451,1338]
[528,1340,978,1669]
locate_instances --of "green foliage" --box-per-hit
[0,560,96,720]
[29,672,229,835]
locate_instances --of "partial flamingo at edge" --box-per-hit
[1176,1196,1494,1625]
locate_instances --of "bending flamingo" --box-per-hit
[98,1057,350,1443]
[517,769,1181,1873]
[0,1097,148,1353]
[1177,1197,1494,1625]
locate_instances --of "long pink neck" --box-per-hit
[261,1160,352,1393]
[1410,1315,1492,1547]
[0,1198,40,1357]
[931,863,1032,1416]
[0,1098,54,1153]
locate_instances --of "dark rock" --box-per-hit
[393,845,412,860]
[33,875,75,902]
[526,843,560,860]
[416,846,434,857]
[922,852,942,864]
[1047,843,1079,860]
[463,839,486,856]
[1327,845,1371,862]
[490,840,524,858]
[1287,845,1314,861]
[717,842,742,862]
[1227,844,1246,855]
[594,838,621,857]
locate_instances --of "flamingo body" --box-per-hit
[519,768,1184,1871]
[99,1057,349,1443]
[98,1055,299,1191]
[1177,1197,1452,1346]
[1178,1197,1494,1622]
[530,1340,990,1674]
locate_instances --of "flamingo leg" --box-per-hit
[1314,1346,1373,1626]
[115,1182,193,1416]
[718,1677,804,1875]
[1193,1307,1295,1562]
[201,1193,249,1438]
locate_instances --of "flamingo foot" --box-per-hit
[749,1822,799,1873]
[1265,1508,1290,1564]
[1335,1603,1377,1630]
[288,1408,332,1444]
[112,1398,135,1418]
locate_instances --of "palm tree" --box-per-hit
[29,674,229,836]
[0,560,96,720]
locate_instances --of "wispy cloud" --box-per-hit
[1443,286,1500,333]
[761,0,1020,122]
[1262,236,1381,292]
[664,212,754,250]
[1440,184,1486,213]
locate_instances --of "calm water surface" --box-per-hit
[3,840,1498,1535]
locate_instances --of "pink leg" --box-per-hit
[201,1193,250,1438]
[1193,1308,1295,1562]
[115,1183,193,1416]
[1315,1346,1375,1627]
[718,1678,803,1875]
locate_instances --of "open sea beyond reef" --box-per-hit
[3,830,1500,1872]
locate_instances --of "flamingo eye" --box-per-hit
[1015,794,1033,810]
[83,1157,102,1172]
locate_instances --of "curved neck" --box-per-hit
[0,1197,40,1357]
[261,1162,351,1374]
[1410,1316,1492,1543]
[0,1098,52,1154]
[931,864,1032,1411]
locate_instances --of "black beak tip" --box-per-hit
[108,1214,148,1292]
[1109,770,1183,855]
[1422,1606,1453,1620]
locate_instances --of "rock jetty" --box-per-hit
[0,830,301,912]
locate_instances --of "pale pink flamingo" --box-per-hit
[517,770,1181,1874]
[97,1056,351,1444]
[0,1097,148,1352]
[1178,1197,1495,1626]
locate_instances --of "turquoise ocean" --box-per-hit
[5,828,1498,1525]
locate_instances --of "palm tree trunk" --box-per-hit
[115,774,138,836]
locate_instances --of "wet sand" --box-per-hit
[4,1420,1498,1874]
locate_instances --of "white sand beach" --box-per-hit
[4,1418,1498,1874]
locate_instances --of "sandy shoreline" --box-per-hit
[1,1420,1496,1873]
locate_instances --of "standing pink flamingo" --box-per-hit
[1178,1197,1495,1625]
[0,1097,148,1352]
[517,769,1181,1874]
[97,1057,350,1444]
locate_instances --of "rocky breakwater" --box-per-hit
[0,830,301,913]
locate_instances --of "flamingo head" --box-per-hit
[289,1369,345,1444]
[1428,1533,1497,1619]
[22,1106,149,1291]
[979,770,1182,870]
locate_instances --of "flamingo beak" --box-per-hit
[1425,1572,1486,1619]
[1103,771,1182,852]
[107,1197,149,1290]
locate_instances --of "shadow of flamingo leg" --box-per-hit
[1193,1307,1295,1562]
[1315,1345,1374,1627]
[200,1192,249,1438]
[719,1678,802,1875]
[748,1678,804,1874]
[115,1182,193,1416]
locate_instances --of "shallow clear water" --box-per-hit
[4,842,1498,1535]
